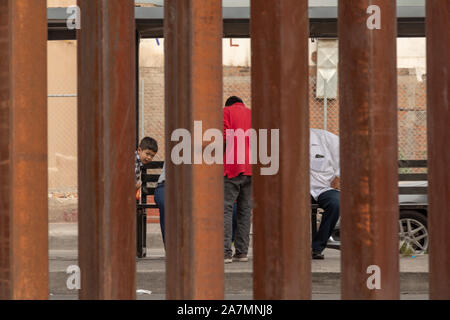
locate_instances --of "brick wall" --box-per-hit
[140,65,253,160]
[49,65,427,222]
[140,65,428,162]
[140,67,165,161]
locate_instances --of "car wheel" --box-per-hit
[399,210,428,255]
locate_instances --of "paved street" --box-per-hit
[49,223,430,300]
[49,293,430,300]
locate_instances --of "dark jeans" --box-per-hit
[224,174,252,258]
[156,182,238,248]
[232,202,237,242]
[311,189,340,253]
[154,182,165,247]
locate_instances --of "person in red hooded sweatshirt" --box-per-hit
[223,96,252,264]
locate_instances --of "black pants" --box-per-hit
[311,189,340,253]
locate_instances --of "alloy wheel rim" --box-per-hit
[398,218,428,254]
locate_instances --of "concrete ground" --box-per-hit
[49,223,430,300]
[49,293,430,300]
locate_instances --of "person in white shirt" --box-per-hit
[310,128,340,259]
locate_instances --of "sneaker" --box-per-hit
[312,251,325,260]
[233,254,249,262]
[224,255,233,264]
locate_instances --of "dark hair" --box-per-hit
[225,96,243,107]
[139,137,158,153]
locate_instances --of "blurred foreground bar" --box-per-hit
[339,0,400,299]
[77,0,137,300]
[0,0,48,300]
[427,0,450,300]
[164,0,224,299]
[251,0,312,299]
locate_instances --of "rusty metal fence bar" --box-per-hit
[136,30,142,149]
[164,0,224,299]
[0,0,48,300]
[0,0,448,301]
[251,0,311,299]
[77,0,136,300]
[427,0,450,300]
[339,1,400,299]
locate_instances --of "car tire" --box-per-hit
[399,210,428,254]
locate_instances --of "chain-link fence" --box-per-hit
[48,93,78,222]
[48,69,427,193]
[48,40,428,197]
[223,66,251,108]
[309,74,339,136]
[308,69,427,162]
[47,39,78,201]
[141,66,427,159]
[398,71,427,161]
[48,94,78,194]
[222,66,427,164]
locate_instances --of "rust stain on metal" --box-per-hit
[164,0,224,299]
[251,0,311,300]
[0,0,48,300]
[339,0,399,299]
[77,0,136,300]
[427,0,450,300]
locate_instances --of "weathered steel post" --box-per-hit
[251,0,311,299]
[339,0,400,299]
[77,0,137,299]
[427,0,450,300]
[136,30,141,148]
[0,0,48,300]
[164,0,224,299]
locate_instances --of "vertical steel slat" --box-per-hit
[0,0,48,300]
[164,0,224,299]
[339,0,400,299]
[77,0,136,300]
[251,0,311,299]
[427,0,450,300]
[136,30,141,148]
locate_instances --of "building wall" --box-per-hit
[48,40,78,191]
[47,0,76,7]
[47,35,428,191]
